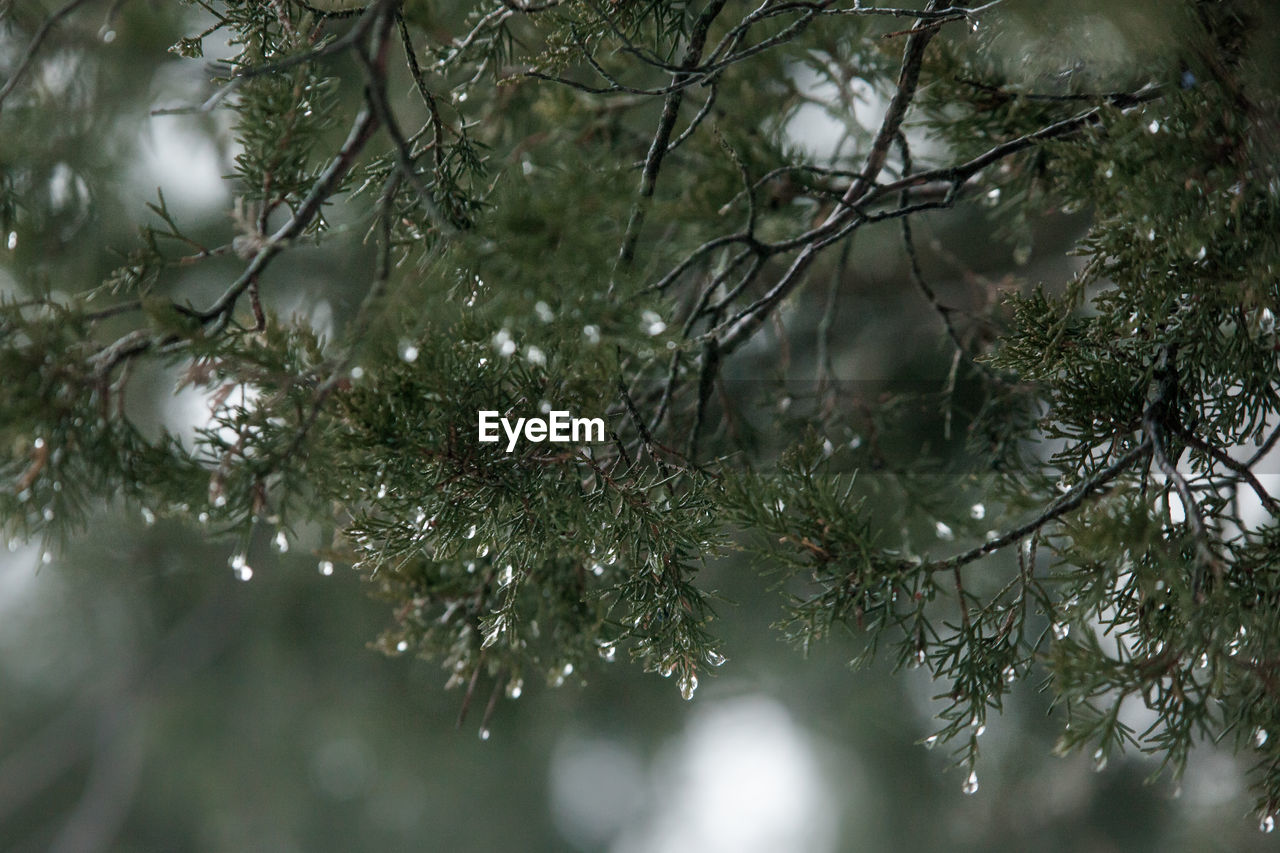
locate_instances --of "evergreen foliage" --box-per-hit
[2,0,1278,826]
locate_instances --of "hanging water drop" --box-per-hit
[962,770,979,795]
[477,543,490,558]
[970,503,986,520]
[498,564,515,587]
[1198,652,1209,669]
[705,650,727,667]
[6,232,15,250]
[679,672,698,700]
[1262,814,1275,834]
[599,644,617,662]
[923,734,939,750]
[274,530,289,553]
[400,343,419,363]
[229,552,250,580]
[1256,727,1269,748]
[396,640,409,653]
[507,678,524,699]
[479,727,491,741]
[1002,665,1017,684]
[1053,622,1070,640]
[914,648,927,667]
[464,524,477,540]
[141,507,156,526]
[1093,748,1107,772]
[934,521,954,541]
[482,623,503,649]
[591,562,604,576]
[318,560,335,576]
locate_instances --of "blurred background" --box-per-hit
[2,1,1277,850]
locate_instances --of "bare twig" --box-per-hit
[0,0,103,112]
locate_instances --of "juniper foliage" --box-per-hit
[2,0,1279,824]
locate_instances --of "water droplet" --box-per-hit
[974,724,986,738]
[525,345,546,367]
[479,727,491,741]
[1256,728,1269,748]
[482,623,502,648]
[561,662,574,677]
[914,648,927,667]
[970,503,986,520]
[1053,622,1070,640]
[1147,119,1160,134]
[821,438,834,457]
[498,564,515,587]
[477,543,490,558]
[350,365,365,380]
[141,507,156,526]
[396,640,409,653]
[99,27,116,43]
[318,560,335,576]
[599,643,617,662]
[1262,814,1275,834]
[935,521,954,541]
[962,770,979,795]
[582,325,601,344]
[400,343,419,363]
[590,562,604,576]
[42,507,54,522]
[230,552,253,581]
[534,301,554,322]
[464,524,477,540]
[1002,665,1017,684]
[969,18,979,32]
[705,650,727,667]
[1093,748,1107,772]
[6,232,15,250]
[507,678,523,699]
[923,734,939,750]
[679,672,698,700]
[274,531,289,553]
[641,310,666,336]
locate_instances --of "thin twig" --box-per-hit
[0,0,103,112]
